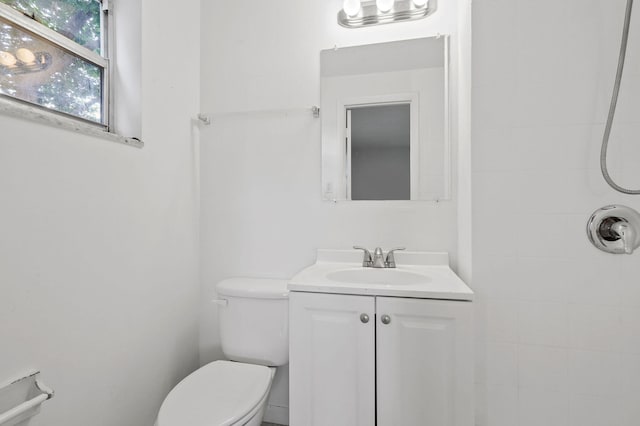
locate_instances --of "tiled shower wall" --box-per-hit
[472,0,640,424]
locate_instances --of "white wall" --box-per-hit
[199,0,465,422]
[0,1,201,425]
[473,0,640,424]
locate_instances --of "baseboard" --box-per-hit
[264,404,289,425]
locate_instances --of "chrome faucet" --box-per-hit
[372,247,386,268]
[354,246,405,268]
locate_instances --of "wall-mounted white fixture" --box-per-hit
[338,0,431,28]
[197,105,320,125]
[0,370,54,425]
[587,205,640,254]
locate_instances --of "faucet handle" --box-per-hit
[353,246,373,267]
[385,247,406,268]
[587,205,640,255]
[612,221,637,254]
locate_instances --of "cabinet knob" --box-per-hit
[360,313,370,323]
[381,314,391,325]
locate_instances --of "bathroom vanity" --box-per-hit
[288,250,474,426]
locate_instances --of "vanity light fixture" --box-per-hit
[0,51,17,67]
[342,0,361,17]
[376,0,395,13]
[338,0,431,28]
[15,48,36,64]
[0,48,52,75]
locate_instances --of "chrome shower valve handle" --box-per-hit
[587,205,640,255]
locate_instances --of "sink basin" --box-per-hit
[289,249,474,300]
[326,268,430,285]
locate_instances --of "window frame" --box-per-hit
[0,0,110,129]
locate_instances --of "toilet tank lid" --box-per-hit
[216,278,289,299]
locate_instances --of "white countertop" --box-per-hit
[288,250,474,301]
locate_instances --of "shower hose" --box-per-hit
[601,0,640,194]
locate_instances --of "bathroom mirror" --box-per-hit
[321,36,449,201]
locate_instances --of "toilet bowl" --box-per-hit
[156,278,289,426]
[156,361,275,426]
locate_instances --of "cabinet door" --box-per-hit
[376,297,473,426]
[289,292,375,426]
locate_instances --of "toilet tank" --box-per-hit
[216,278,289,366]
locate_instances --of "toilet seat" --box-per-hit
[156,360,274,426]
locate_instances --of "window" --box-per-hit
[0,0,108,126]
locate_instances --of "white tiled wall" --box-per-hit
[473,0,640,424]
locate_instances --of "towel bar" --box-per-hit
[0,371,54,425]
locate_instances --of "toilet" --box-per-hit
[156,278,289,426]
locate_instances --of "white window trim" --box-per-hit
[0,96,143,147]
[0,2,107,69]
[0,1,143,148]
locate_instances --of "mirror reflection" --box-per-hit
[349,103,410,200]
[321,36,449,201]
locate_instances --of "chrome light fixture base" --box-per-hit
[338,0,431,29]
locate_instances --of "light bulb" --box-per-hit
[413,0,428,7]
[0,51,17,67]
[376,0,394,13]
[343,0,361,17]
[16,48,36,64]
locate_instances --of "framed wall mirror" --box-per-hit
[321,36,449,201]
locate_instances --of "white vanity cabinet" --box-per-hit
[289,292,376,426]
[289,291,473,426]
[375,296,473,426]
